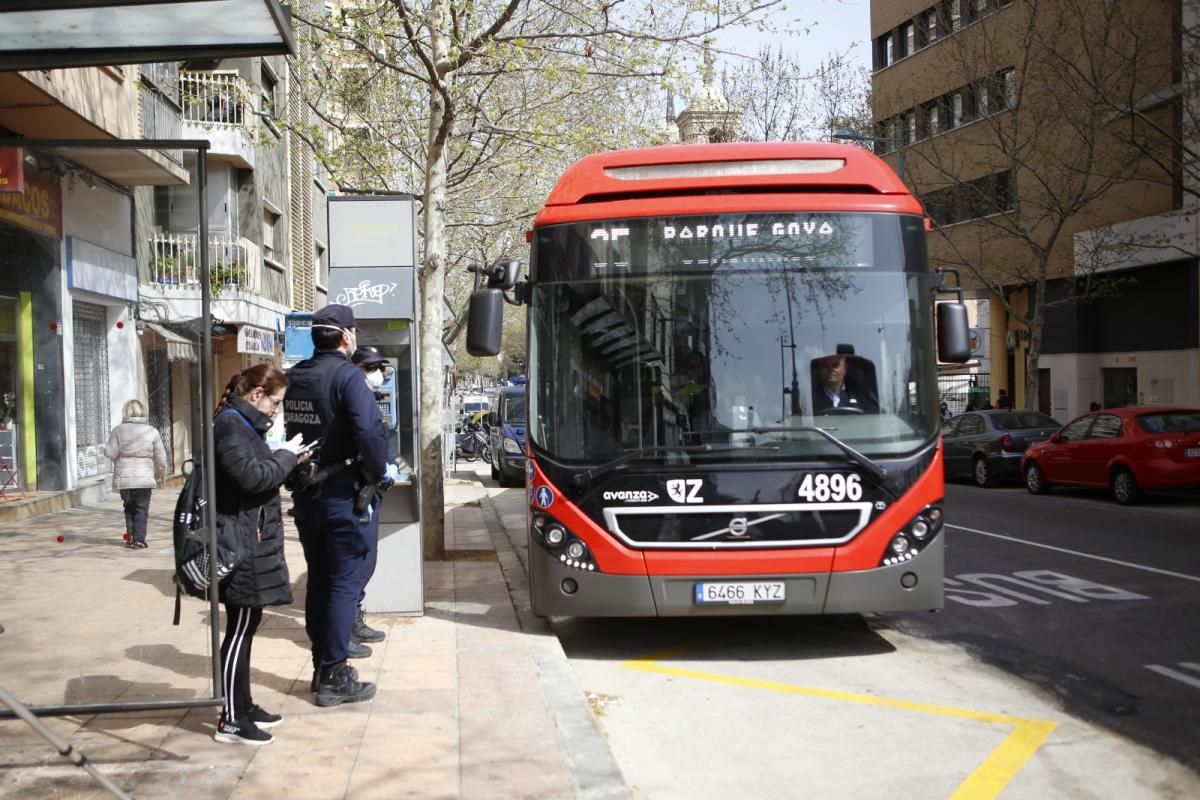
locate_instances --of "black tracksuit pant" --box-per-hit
[220,604,263,724]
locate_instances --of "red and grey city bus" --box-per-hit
[467,142,969,616]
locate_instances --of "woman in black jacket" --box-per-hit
[212,364,311,746]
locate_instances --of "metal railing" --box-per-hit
[179,70,253,129]
[139,63,183,165]
[149,232,263,294]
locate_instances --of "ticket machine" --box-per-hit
[324,194,422,614]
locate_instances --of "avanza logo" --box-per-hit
[602,490,659,503]
[335,280,398,307]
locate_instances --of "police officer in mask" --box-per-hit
[348,346,392,646]
[284,304,386,707]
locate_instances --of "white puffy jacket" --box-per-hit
[103,417,168,490]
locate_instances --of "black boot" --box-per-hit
[316,662,376,707]
[312,664,357,692]
[347,638,372,659]
[353,606,385,643]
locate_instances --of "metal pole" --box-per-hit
[197,147,223,702]
[0,686,132,800]
[894,128,906,181]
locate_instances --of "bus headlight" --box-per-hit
[503,437,522,454]
[544,526,566,546]
[566,541,587,560]
[890,534,910,555]
[911,519,930,539]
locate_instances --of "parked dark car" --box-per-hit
[943,410,1061,487]
[487,380,527,487]
[1021,407,1200,504]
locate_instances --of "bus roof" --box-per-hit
[536,142,922,226]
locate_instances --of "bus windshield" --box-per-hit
[528,211,939,465]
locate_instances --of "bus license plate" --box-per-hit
[1185,447,1200,458]
[695,582,786,605]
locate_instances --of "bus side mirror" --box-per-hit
[466,289,504,356]
[486,259,522,291]
[936,302,970,363]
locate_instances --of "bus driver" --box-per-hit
[812,354,877,413]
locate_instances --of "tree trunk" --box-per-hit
[1022,280,1048,413]
[418,3,451,562]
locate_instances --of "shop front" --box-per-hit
[0,168,65,492]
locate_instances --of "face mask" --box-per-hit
[366,370,385,390]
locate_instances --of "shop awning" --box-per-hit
[0,1,296,71]
[144,322,198,362]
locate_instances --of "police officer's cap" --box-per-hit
[352,346,389,367]
[312,304,356,331]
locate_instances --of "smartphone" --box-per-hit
[301,437,322,453]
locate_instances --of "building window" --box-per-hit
[262,208,280,261]
[906,112,918,145]
[315,242,328,288]
[1000,68,1016,109]
[925,102,940,137]
[951,92,963,128]
[885,35,895,65]
[975,81,989,117]
[903,23,915,57]
[260,63,279,133]
[922,169,1015,227]
[949,0,962,32]
[925,10,938,45]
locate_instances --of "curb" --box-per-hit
[474,481,631,800]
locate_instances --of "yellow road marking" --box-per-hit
[622,653,1057,800]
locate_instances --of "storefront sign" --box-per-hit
[237,324,275,355]
[0,173,61,238]
[0,148,24,193]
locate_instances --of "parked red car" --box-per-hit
[1021,407,1200,504]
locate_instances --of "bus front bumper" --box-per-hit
[529,534,944,617]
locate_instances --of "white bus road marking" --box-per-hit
[1145,663,1200,691]
[944,571,1150,607]
[947,524,1200,584]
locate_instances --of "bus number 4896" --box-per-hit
[798,473,863,502]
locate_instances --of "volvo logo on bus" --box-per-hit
[728,517,749,537]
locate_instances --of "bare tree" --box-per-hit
[893,0,1177,410]
[723,46,871,142]
[291,0,783,559]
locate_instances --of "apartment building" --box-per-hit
[870,0,1195,417]
[0,65,189,499]
[134,48,330,471]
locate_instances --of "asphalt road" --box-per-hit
[882,481,1200,772]
[480,463,1200,798]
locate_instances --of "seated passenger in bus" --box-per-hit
[811,353,879,414]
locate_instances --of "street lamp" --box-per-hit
[832,127,905,181]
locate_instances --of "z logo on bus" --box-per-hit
[666,478,704,504]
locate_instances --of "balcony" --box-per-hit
[150,232,263,295]
[178,70,256,168]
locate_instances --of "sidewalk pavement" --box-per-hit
[0,461,627,799]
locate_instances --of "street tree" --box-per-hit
[722,46,871,143]
[892,0,1176,410]
[291,0,783,558]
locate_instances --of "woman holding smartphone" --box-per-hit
[211,364,310,746]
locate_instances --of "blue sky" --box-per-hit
[712,0,870,75]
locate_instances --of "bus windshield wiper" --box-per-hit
[572,443,773,487]
[742,426,888,482]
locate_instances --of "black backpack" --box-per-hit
[171,458,222,624]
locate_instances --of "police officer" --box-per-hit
[284,304,386,707]
[348,345,392,646]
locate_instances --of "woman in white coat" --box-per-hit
[104,399,168,549]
